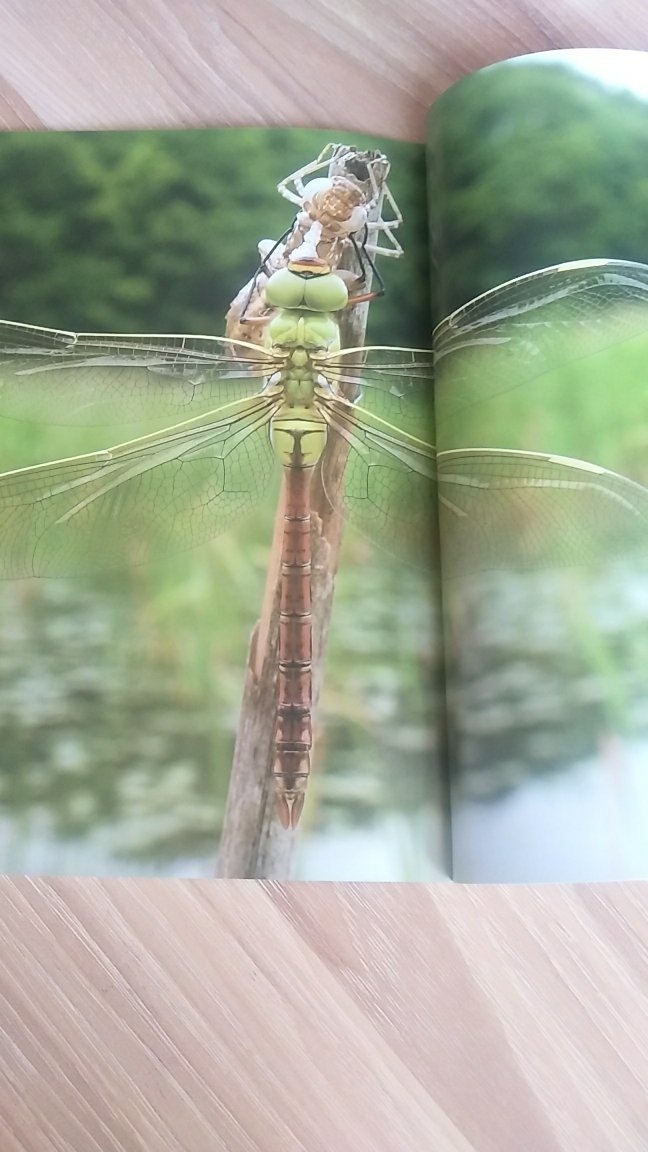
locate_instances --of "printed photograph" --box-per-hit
[0,127,443,880]
[430,50,648,881]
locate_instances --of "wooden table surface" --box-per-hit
[1,3,648,1150]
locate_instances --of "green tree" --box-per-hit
[429,60,648,319]
[0,128,428,343]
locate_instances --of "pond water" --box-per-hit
[6,524,646,882]
[0,529,444,881]
[446,563,648,881]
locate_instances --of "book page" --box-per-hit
[429,49,648,881]
[0,127,445,880]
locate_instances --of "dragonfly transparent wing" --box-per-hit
[434,259,648,421]
[316,347,436,566]
[315,341,648,576]
[315,346,433,438]
[438,449,648,575]
[0,321,279,426]
[0,392,277,578]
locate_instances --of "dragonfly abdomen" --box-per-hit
[274,461,315,829]
[270,392,331,827]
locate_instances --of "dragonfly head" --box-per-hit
[264,264,348,314]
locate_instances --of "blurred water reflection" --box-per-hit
[446,564,648,881]
[0,539,443,880]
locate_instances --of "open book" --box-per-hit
[0,47,646,881]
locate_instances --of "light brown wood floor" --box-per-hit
[1,3,648,1149]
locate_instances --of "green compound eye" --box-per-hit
[303,273,348,312]
[265,268,348,312]
[264,268,308,309]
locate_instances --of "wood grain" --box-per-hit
[1,879,647,1151]
[0,1,646,140]
[1,2,648,1149]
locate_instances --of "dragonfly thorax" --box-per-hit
[267,308,341,355]
[282,362,319,407]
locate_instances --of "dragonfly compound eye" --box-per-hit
[265,268,348,314]
[265,267,310,309]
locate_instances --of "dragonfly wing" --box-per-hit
[315,346,434,439]
[320,405,436,569]
[438,448,648,575]
[315,347,435,566]
[434,259,648,421]
[0,320,278,426]
[0,392,277,578]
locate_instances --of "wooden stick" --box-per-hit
[217,147,392,879]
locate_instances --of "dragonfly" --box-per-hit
[433,257,648,576]
[0,255,435,829]
[1,255,645,825]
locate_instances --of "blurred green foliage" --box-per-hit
[0,127,429,344]
[429,59,648,321]
[439,324,648,481]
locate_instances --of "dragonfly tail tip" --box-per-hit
[275,784,307,830]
